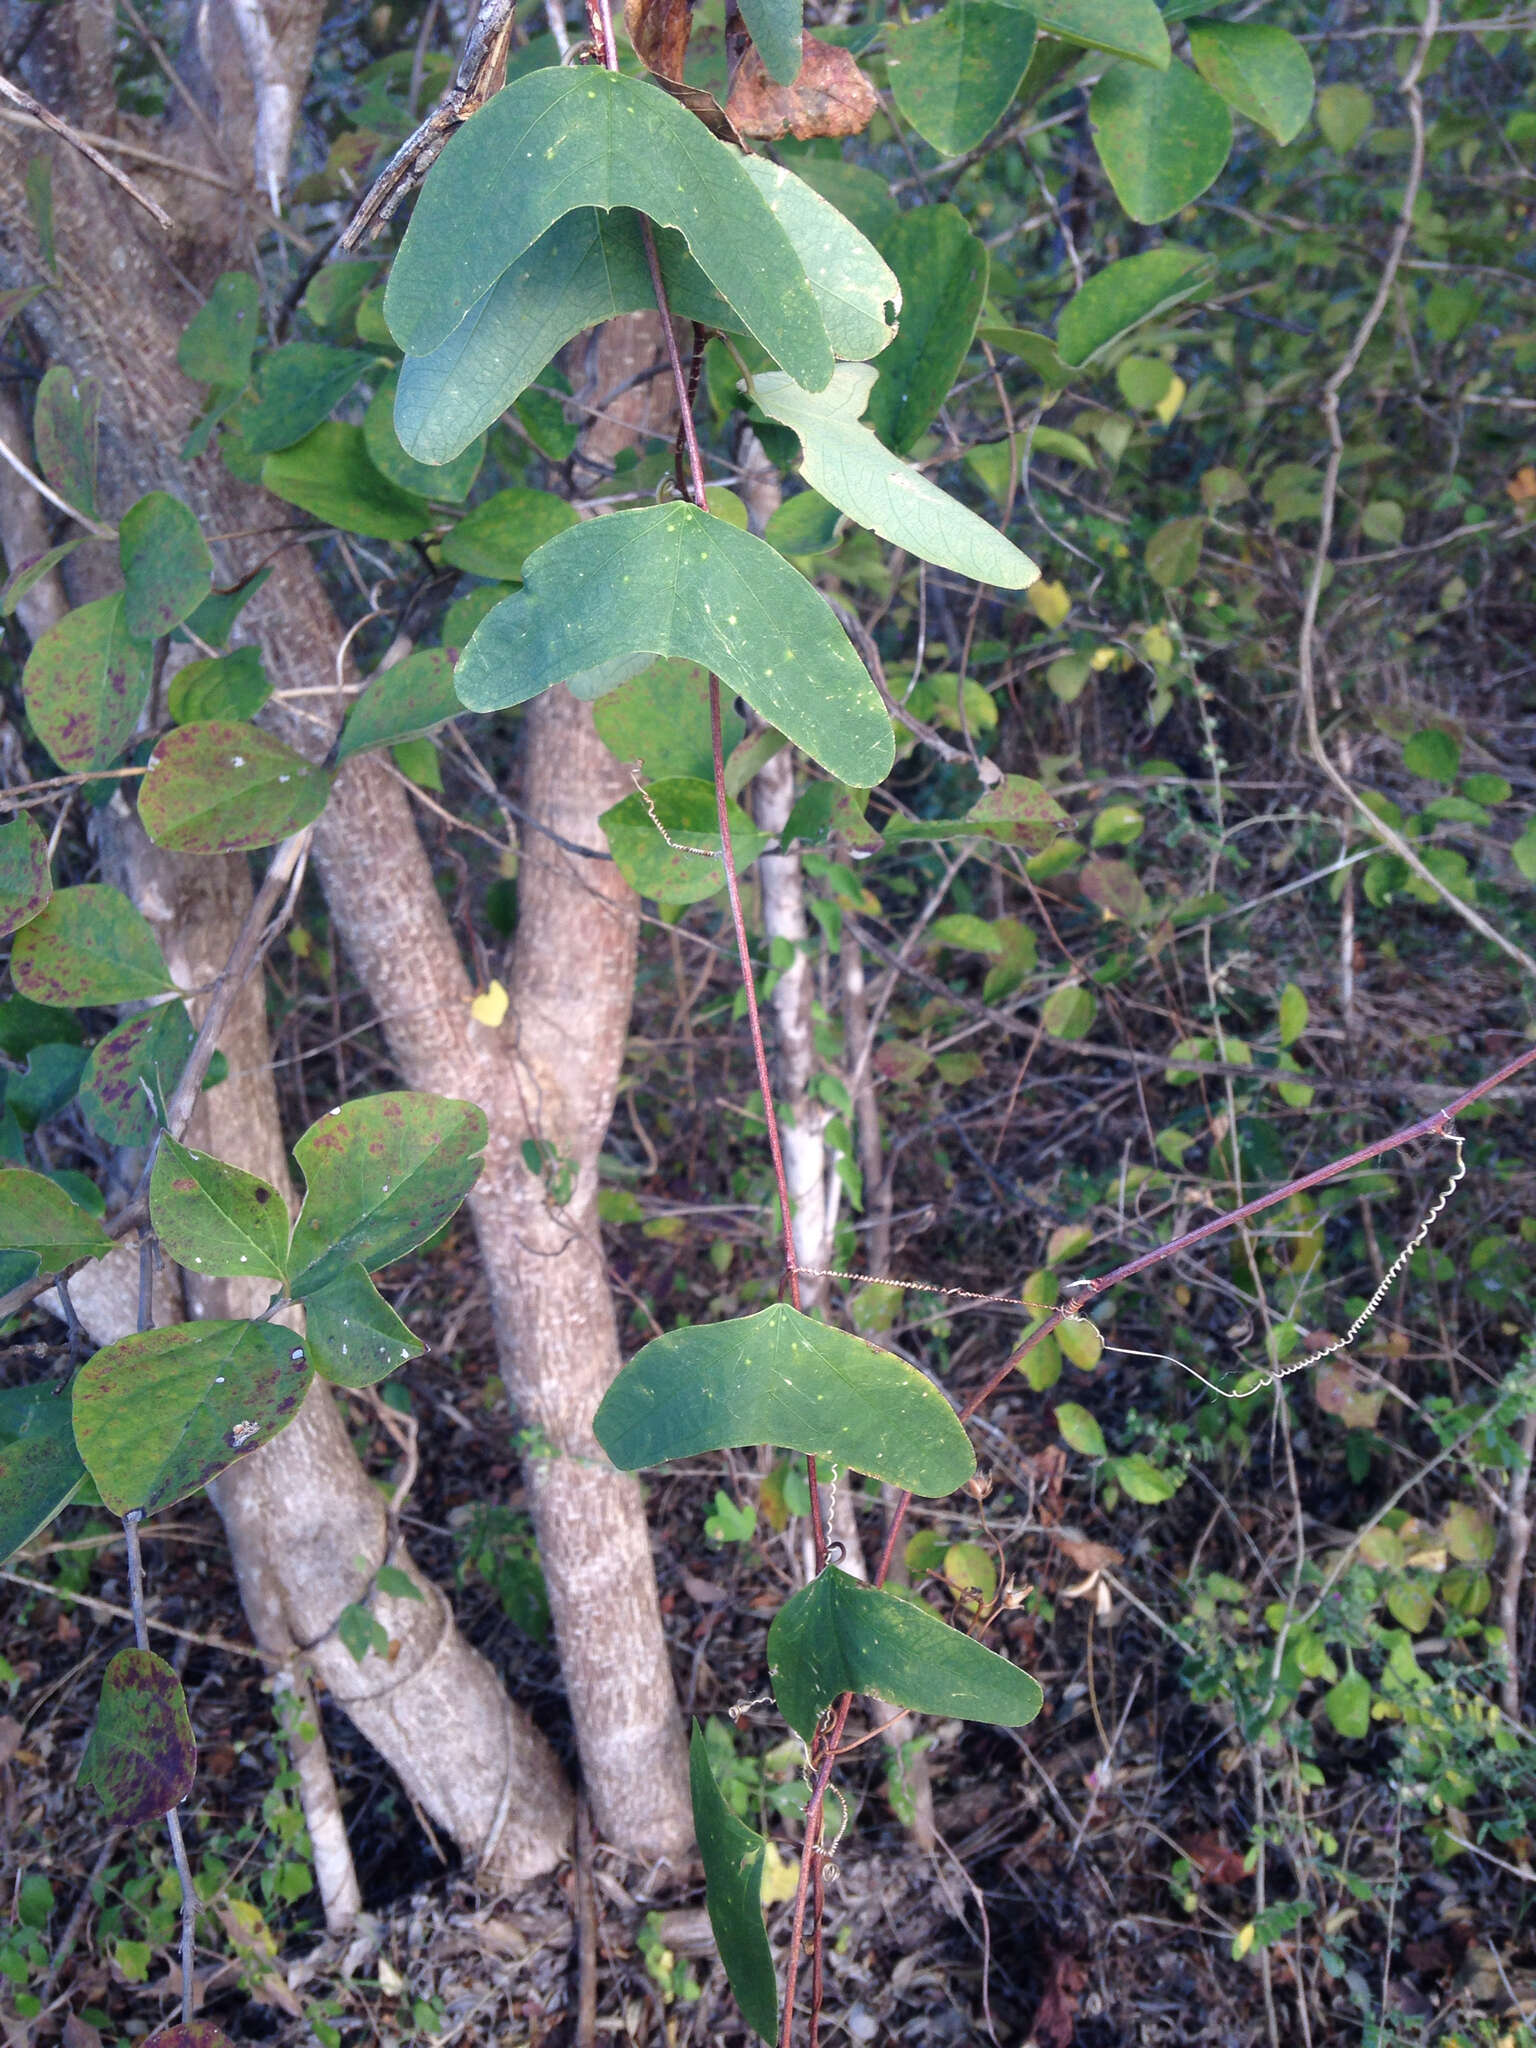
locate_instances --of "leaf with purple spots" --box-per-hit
[137,721,331,855]
[149,1133,290,1282]
[21,594,152,773]
[77,1647,196,1824]
[78,1001,195,1146]
[72,1320,312,1514]
[287,1092,487,1300]
[119,492,214,639]
[33,364,100,517]
[10,885,175,1007]
[0,812,51,940]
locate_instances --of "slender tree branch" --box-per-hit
[0,72,173,227]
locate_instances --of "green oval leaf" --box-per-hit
[385,69,833,392]
[1323,1668,1371,1739]
[336,647,461,762]
[591,659,744,783]
[866,204,988,454]
[243,343,372,455]
[600,777,772,905]
[689,1722,778,2043]
[1057,1317,1104,1372]
[593,1302,975,1495]
[179,271,260,388]
[22,593,152,773]
[0,1380,86,1563]
[750,364,1038,588]
[440,486,579,581]
[0,812,50,940]
[72,1320,312,1514]
[1040,981,1095,1040]
[1109,1451,1182,1504]
[119,492,213,639]
[10,885,174,1007]
[167,645,271,725]
[767,1566,1043,1741]
[78,1002,195,1147]
[1187,19,1314,145]
[1090,60,1232,224]
[1055,1401,1106,1457]
[0,1167,111,1279]
[286,1091,488,1300]
[1145,514,1206,590]
[34,364,99,517]
[150,1134,290,1283]
[1035,0,1168,69]
[363,370,484,502]
[888,1,1036,157]
[1056,245,1214,367]
[77,1647,196,1825]
[304,1263,424,1386]
[456,503,893,788]
[138,721,331,854]
[261,423,435,542]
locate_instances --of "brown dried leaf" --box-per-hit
[1048,1529,1123,1575]
[1181,1831,1249,1886]
[725,36,878,141]
[1031,1945,1088,2048]
[624,0,692,79]
[647,73,744,145]
[1314,1358,1385,1431]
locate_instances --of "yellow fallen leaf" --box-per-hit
[1028,578,1072,630]
[470,978,509,1028]
[1154,373,1187,426]
[1506,464,1536,504]
[759,1838,801,1906]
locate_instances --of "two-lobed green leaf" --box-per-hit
[385,68,834,393]
[593,1302,975,1494]
[455,504,893,788]
[767,1566,1044,1741]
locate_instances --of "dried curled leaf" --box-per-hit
[725,36,878,141]
[625,0,692,81]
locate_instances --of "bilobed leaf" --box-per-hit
[261,424,435,542]
[77,1649,195,1825]
[455,504,893,788]
[150,1135,290,1283]
[888,1,1036,157]
[1056,245,1214,367]
[10,885,173,1007]
[0,813,50,939]
[243,344,373,455]
[304,1263,424,1386]
[384,68,833,392]
[751,364,1037,587]
[72,1320,312,1514]
[600,777,771,905]
[767,1567,1043,1741]
[1034,0,1168,69]
[1188,19,1314,145]
[336,648,461,762]
[866,205,988,454]
[33,365,99,517]
[690,1723,778,2044]
[0,1381,86,1562]
[439,486,578,581]
[591,660,744,782]
[286,1092,488,1299]
[593,1302,975,1494]
[741,155,899,362]
[167,646,271,725]
[119,493,213,639]
[179,272,260,388]
[1090,60,1232,223]
[0,1168,110,1279]
[363,371,483,502]
[138,721,331,854]
[738,0,801,84]
[78,1002,195,1146]
[22,594,152,773]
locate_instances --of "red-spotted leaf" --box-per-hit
[150,1135,290,1283]
[138,722,331,854]
[72,1320,312,1514]
[286,1092,488,1300]
[1079,856,1152,924]
[0,812,51,939]
[21,594,152,772]
[33,364,100,516]
[78,1002,195,1146]
[335,648,461,762]
[119,492,213,639]
[77,1647,196,1824]
[9,885,174,1007]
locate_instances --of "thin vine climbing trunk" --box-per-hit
[0,10,577,1883]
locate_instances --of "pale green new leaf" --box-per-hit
[384,69,833,391]
[592,1302,975,1494]
[455,504,893,787]
[751,364,1038,588]
[767,1567,1044,1741]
